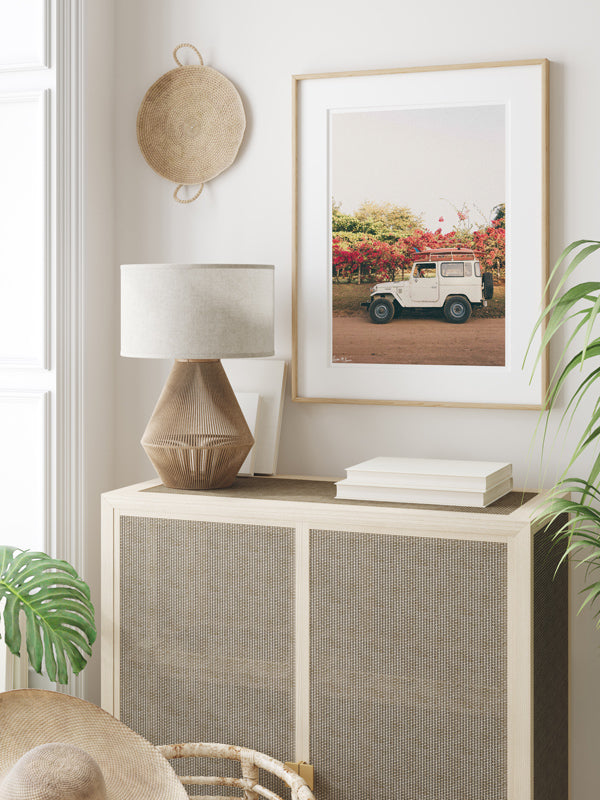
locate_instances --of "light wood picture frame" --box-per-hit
[292,59,549,408]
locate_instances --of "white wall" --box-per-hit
[108,1,600,796]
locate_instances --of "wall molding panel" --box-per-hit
[0,0,51,72]
[55,0,85,699]
[0,90,50,370]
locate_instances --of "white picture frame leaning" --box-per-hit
[235,392,260,476]
[292,59,549,409]
[223,359,287,474]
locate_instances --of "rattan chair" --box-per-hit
[158,742,316,800]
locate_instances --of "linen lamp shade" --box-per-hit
[121,264,274,359]
[120,263,275,490]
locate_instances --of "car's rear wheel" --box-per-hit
[369,297,394,324]
[443,296,472,324]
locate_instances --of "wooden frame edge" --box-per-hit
[292,57,549,84]
[506,524,535,798]
[292,73,300,401]
[540,58,550,402]
[294,521,310,761]
[291,395,543,410]
[291,58,549,409]
[100,497,120,717]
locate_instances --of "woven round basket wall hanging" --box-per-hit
[137,43,246,204]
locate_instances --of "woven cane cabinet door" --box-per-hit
[101,477,567,800]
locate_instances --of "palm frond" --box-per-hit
[526,241,600,477]
[532,476,600,623]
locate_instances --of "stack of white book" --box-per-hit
[335,457,513,507]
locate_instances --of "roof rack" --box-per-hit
[413,248,477,262]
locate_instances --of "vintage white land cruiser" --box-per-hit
[363,247,494,324]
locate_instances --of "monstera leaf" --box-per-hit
[0,545,96,684]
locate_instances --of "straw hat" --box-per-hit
[0,690,188,800]
[137,43,246,204]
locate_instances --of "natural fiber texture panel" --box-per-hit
[119,516,295,795]
[533,516,568,800]
[310,530,507,800]
[137,60,245,185]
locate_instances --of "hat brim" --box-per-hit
[0,690,188,800]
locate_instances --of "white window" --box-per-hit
[441,262,465,277]
[415,263,437,279]
[0,0,52,552]
[0,0,82,693]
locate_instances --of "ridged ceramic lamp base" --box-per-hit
[142,359,254,490]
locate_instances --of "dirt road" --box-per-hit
[332,313,505,366]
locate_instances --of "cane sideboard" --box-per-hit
[101,476,567,800]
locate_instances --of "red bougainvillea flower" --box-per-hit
[331,219,505,281]
[438,216,444,222]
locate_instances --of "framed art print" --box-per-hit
[292,59,548,408]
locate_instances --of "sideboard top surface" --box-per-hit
[146,476,533,515]
[101,477,544,530]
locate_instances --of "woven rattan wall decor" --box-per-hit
[137,43,246,204]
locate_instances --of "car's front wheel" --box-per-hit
[369,297,395,324]
[443,296,472,324]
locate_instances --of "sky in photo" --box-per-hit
[331,104,505,232]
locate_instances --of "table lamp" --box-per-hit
[121,263,274,490]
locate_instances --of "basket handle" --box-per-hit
[173,43,204,67]
[174,183,204,204]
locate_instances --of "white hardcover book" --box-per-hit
[335,476,513,508]
[345,457,512,492]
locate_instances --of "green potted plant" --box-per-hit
[528,238,600,622]
[0,545,96,684]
